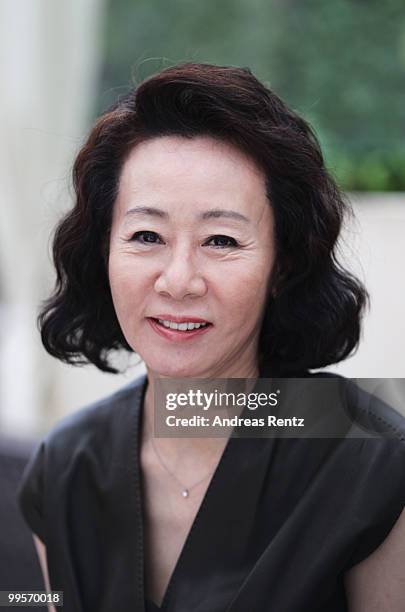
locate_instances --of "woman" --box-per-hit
[18,63,405,611]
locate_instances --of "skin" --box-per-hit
[108,135,275,382]
[33,134,405,610]
[33,535,56,612]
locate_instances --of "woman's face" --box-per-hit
[108,135,276,378]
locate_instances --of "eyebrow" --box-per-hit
[124,206,250,223]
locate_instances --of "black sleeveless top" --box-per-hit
[17,371,405,612]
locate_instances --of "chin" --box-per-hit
[147,358,205,379]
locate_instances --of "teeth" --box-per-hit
[157,319,208,331]
[178,322,191,331]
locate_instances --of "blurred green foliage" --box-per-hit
[99,0,405,191]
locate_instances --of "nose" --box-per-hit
[154,243,207,300]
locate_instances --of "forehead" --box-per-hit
[115,135,269,220]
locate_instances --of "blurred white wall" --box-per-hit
[332,193,405,379]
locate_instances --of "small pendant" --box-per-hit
[182,489,189,498]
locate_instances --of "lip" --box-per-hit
[149,314,212,324]
[147,317,213,342]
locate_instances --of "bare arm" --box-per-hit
[32,535,57,612]
[344,507,405,611]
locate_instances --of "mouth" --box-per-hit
[146,317,213,340]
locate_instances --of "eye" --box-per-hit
[204,235,239,248]
[129,231,163,245]
[127,232,238,249]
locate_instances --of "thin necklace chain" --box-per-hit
[146,418,216,498]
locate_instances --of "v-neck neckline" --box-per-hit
[146,598,162,611]
[130,367,300,611]
[133,374,237,611]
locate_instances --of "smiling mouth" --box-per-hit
[148,317,213,332]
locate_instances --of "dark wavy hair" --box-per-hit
[38,62,369,374]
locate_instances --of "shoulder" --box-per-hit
[305,371,405,567]
[306,371,405,483]
[40,372,147,469]
[305,370,405,441]
[287,371,405,513]
[17,372,147,543]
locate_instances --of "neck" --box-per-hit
[141,360,260,465]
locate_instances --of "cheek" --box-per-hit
[218,264,271,322]
[108,256,143,317]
